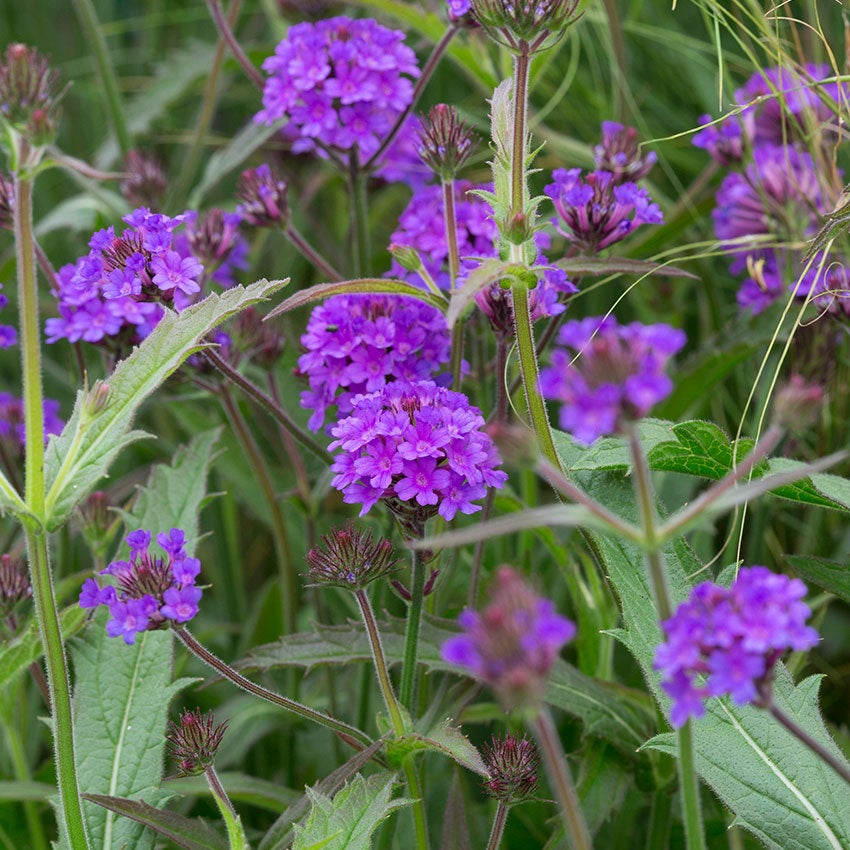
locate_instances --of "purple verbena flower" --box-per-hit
[540,315,685,444]
[654,566,819,727]
[693,113,744,165]
[0,393,63,450]
[254,17,420,165]
[78,527,203,642]
[297,293,453,432]
[546,168,663,253]
[328,380,507,522]
[441,566,575,706]
[593,121,657,182]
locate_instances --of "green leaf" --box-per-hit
[444,259,513,329]
[72,429,220,850]
[555,257,697,279]
[265,278,446,320]
[83,795,227,850]
[0,781,55,801]
[43,278,286,531]
[581,471,850,850]
[386,718,488,776]
[238,616,654,755]
[648,420,758,480]
[784,555,850,604]
[291,773,409,850]
[0,604,86,691]
[258,739,386,850]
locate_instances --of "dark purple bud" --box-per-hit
[593,121,658,183]
[390,579,412,602]
[121,150,167,209]
[0,44,62,145]
[236,164,289,229]
[306,525,397,591]
[0,553,31,616]
[418,104,476,181]
[422,568,440,597]
[0,173,13,231]
[230,307,285,370]
[166,708,229,777]
[481,733,540,802]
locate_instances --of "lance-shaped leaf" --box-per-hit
[291,773,410,850]
[385,717,489,776]
[784,555,850,605]
[555,256,697,279]
[72,429,220,850]
[83,795,228,850]
[43,278,285,531]
[0,470,27,519]
[444,259,512,328]
[265,278,446,320]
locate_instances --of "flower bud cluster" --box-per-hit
[79,529,203,644]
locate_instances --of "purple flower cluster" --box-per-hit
[546,168,663,253]
[388,181,575,319]
[0,393,62,445]
[298,294,453,432]
[441,566,575,706]
[79,529,202,644]
[328,380,507,521]
[540,315,686,445]
[696,65,850,313]
[654,566,819,727]
[254,17,419,164]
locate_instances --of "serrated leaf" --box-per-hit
[265,278,445,320]
[258,738,386,850]
[555,257,697,279]
[784,555,850,604]
[292,773,409,850]
[582,471,850,850]
[43,278,286,531]
[83,794,228,850]
[239,616,654,754]
[648,420,758,479]
[392,718,488,777]
[0,604,86,691]
[72,429,219,850]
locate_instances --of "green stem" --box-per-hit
[399,547,426,709]
[15,159,90,850]
[403,760,430,850]
[71,0,131,156]
[174,627,375,750]
[626,427,706,850]
[284,223,344,282]
[486,801,509,850]
[348,157,371,277]
[529,706,592,850]
[206,765,249,850]
[510,47,530,220]
[443,178,465,387]
[644,790,672,850]
[219,388,295,635]
[354,590,407,736]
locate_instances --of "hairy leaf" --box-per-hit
[291,773,409,850]
[43,278,285,531]
[784,555,850,604]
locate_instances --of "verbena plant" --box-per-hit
[0,1,848,848]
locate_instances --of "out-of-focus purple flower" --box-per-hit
[546,168,663,253]
[297,293,452,432]
[593,121,657,182]
[0,393,63,448]
[446,0,472,18]
[540,315,685,444]
[654,566,819,727]
[388,181,574,320]
[328,380,507,521]
[441,566,575,706]
[78,527,203,644]
[121,150,167,209]
[0,324,16,348]
[237,164,289,228]
[254,17,419,165]
[0,553,31,616]
[0,44,61,145]
[693,113,744,165]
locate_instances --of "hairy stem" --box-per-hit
[399,546,426,709]
[285,223,344,282]
[529,706,592,850]
[485,801,509,850]
[204,0,265,89]
[206,766,248,850]
[175,627,375,750]
[15,160,90,850]
[348,157,372,277]
[627,426,706,850]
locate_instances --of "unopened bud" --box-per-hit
[121,150,167,209]
[306,525,397,591]
[166,708,228,777]
[471,0,581,52]
[418,104,476,181]
[237,164,289,228]
[388,243,424,273]
[481,733,539,802]
[85,381,110,416]
[0,43,62,145]
[0,553,31,617]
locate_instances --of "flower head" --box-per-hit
[546,168,663,253]
[0,554,31,618]
[481,733,540,802]
[418,104,476,180]
[254,17,420,165]
[306,525,396,590]
[121,150,167,209]
[441,567,575,706]
[166,708,228,777]
[471,0,581,52]
[540,315,685,444]
[297,293,452,432]
[329,380,507,522]
[237,164,289,228]
[0,43,62,144]
[79,528,203,644]
[654,566,819,727]
[593,121,657,183]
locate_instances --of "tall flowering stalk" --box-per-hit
[1,45,90,850]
